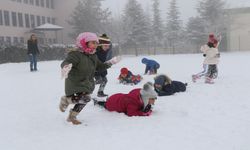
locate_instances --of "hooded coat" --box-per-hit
[105,89,149,116]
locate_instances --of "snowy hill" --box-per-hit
[1,52,250,150]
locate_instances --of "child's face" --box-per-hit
[87,41,98,49]
[101,44,110,51]
[121,74,127,78]
[148,98,156,105]
[154,84,162,90]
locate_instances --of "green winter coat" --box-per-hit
[61,50,111,96]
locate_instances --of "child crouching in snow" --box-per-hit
[141,58,160,75]
[93,82,157,117]
[118,67,142,85]
[59,32,120,125]
[154,74,187,96]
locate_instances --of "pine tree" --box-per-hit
[67,0,111,38]
[123,0,150,55]
[152,0,164,52]
[165,0,183,54]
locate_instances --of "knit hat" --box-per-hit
[76,32,99,54]
[120,67,129,75]
[140,82,157,108]
[99,34,111,46]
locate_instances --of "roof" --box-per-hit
[225,7,250,15]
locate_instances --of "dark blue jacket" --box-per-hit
[155,81,186,96]
[95,45,112,77]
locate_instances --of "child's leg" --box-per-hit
[196,64,208,77]
[98,76,108,97]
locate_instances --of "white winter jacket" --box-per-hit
[200,45,220,65]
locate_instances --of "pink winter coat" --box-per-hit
[106,89,150,116]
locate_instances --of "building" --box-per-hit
[226,7,250,51]
[0,0,79,46]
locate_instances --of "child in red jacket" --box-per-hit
[118,67,142,85]
[93,82,157,116]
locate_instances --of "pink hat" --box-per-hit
[76,32,99,54]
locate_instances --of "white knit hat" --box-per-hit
[140,82,157,108]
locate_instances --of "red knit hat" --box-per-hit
[120,67,128,75]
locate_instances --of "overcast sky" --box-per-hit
[102,0,250,23]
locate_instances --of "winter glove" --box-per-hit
[105,56,121,65]
[61,63,72,79]
[143,104,152,113]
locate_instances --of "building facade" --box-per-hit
[0,0,78,45]
[226,7,250,51]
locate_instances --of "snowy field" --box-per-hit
[1,52,250,150]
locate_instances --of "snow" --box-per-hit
[1,52,250,150]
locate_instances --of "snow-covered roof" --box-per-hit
[34,23,63,31]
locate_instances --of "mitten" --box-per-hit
[105,56,121,65]
[61,63,72,79]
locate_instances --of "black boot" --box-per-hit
[97,91,108,97]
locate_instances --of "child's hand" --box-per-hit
[61,63,72,79]
[105,56,121,65]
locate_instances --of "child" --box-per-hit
[118,67,142,85]
[59,32,119,125]
[192,33,220,82]
[94,82,157,117]
[154,74,187,96]
[94,34,112,97]
[141,58,160,75]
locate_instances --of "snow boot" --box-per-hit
[205,77,214,84]
[67,109,82,125]
[97,91,108,97]
[192,75,199,83]
[59,96,73,112]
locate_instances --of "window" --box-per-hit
[40,0,44,7]
[46,0,50,8]
[17,0,22,2]
[42,16,45,24]
[47,17,50,23]
[13,37,18,44]
[6,37,11,45]
[29,0,34,5]
[11,12,17,27]
[20,37,24,44]
[36,16,41,26]
[35,0,39,6]
[30,14,35,28]
[18,13,23,27]
[24,0,28,4]
[51,17,55,24]
[0,36,4,44]
[25,14,30,28]
[4,11,10,26]
[51,0,54,9]
[0,10,3,25]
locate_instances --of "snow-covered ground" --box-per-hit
[1,52,250,150]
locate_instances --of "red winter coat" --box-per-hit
[105,89,150,116]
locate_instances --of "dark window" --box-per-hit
[40,0,44,7]
[30,14,35,28]
[24,0,28,4]
[35,0,39,6]
[18,13,23,27]
[47,17,50,23]
[46,0,50,8]
[20,37,24,43]
[25,14,30,28]
[51,0,54,9]
[0,36,4,44]
[6,37,11,45]
[4,11,10,26]
[11,12,17,27]
[29,0,34,5]
[51,17,55,24]
[36,16,41,26]
[17,0,22,2]
[42,16,45,24]
[13,37,18,44]
[0,10,3,25]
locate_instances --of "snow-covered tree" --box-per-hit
[152,0,164,52]
[122,0,150,55]
[165,0,183,53]
[67,0,111,38]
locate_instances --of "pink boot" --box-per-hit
[192,75,199,83]
[205,77,214,84]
